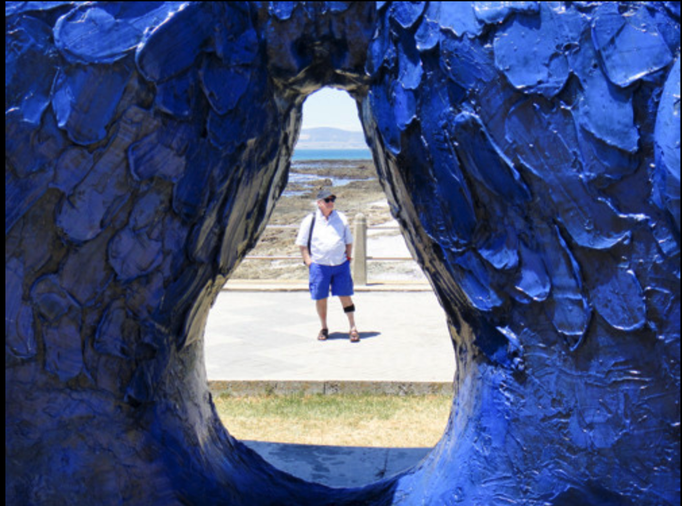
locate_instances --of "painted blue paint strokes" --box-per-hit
[439,2,482,37]
[5,166,53,235]
[135,2,214,83]
[393,84,417,130]
[6,16,56,125]
[478,226,519,271]
[514,240,551,303]
[369,77,401,154]
[493,3,581,98]
[6,107,64,178]
[60,232,113,307]
[576,125,640,184]
[95,300,135,358]
[172,152,213,222]
[42,308,84,382]
[154,69,198,118]
[214,7,258,67]
[653,57,680,231]
[506,99,632,250]
[56,107,153,242]
[450,111,530,202]
[207,109,243,152]
[540,224,591,344]
[414,17,439,52]
[451,250,504,311]
[592,3,673,88]
[5,2,73,17]
[588,257,647,332]
[366,10,393,76]
[52,62,132,145]
[128,123,192,182]
[473,2,538,26]
[52,147,94,195]
[200,56,252,114]
[569,28,640,153]
[30,275,83,380]
[5,258,37,360]
[397,31,423,90]
[416,76,477,247]
[54,3,186,64]
[108,228,164,282]
[270,1,297,21]
[440,33,497,89]
[396,124,472,248]
[390,1,425,30]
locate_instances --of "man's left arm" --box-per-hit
[344,218,353,261]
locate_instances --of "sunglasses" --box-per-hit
[323,196,336,203]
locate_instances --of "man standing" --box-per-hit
[296,189,360,342]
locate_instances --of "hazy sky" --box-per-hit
[301,87,363,131]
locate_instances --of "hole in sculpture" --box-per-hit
[204,88,455,488]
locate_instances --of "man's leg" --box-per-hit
[332,261,358,341]
[310,263,331,340]
[316,298,329,331]
[339,296,358,341]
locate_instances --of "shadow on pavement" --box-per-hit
[325,331,381,341]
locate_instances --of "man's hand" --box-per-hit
[300,246,312,267]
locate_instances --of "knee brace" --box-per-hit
[343,303,355,313]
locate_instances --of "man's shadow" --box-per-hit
[326,331,381,341]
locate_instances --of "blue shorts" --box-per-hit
[308,261,354,300]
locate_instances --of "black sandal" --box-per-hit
[317,329,329,341]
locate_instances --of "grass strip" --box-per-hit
[214,392,451,447]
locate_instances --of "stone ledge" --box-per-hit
[223,279,433,292]
[208,380,453,397]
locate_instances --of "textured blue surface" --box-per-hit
[5,2,680,505]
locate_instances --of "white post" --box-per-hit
[352,213,367,286]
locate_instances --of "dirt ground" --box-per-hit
[231,160,424,281]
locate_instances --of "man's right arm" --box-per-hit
[300,246,312,267]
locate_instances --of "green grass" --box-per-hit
[214,393,452,447]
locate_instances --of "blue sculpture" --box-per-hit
[5,2,680,504]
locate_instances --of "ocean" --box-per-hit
[292,148,372,161]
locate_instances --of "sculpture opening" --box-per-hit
[6,2,679,505]
[201,86,454,487]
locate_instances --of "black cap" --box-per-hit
[316,189,336,201]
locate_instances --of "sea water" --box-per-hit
[292,148,372,161]
[285,151,375,196]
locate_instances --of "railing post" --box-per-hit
[352,213,367,286]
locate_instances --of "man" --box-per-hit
[295,189,360,342]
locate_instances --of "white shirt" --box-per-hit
[295,209,353,266]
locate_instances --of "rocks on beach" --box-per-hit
[231,159,427,282]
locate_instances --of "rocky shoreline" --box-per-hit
[231,159,426,282]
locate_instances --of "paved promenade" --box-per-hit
[203,283,455,488]
[204,283,455,388]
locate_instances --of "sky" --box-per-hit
[300,87,363,131]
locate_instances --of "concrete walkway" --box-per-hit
[205,286,455,386]
[204,285,454,488]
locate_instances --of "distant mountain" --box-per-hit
[295,127,368,149]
